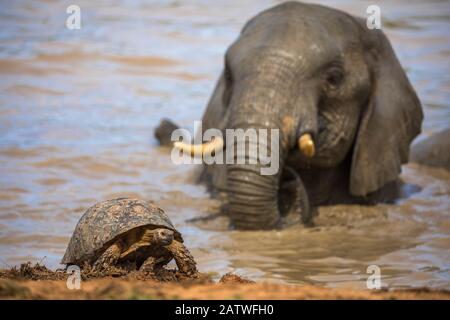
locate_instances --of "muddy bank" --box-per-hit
[1,263,449,300]
[0,262,207,283]
[2,277,449,300]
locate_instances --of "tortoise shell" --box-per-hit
[61,198,183,265]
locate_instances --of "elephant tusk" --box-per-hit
[298,133,315,157]
[174,136,224,157]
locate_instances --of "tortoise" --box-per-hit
[61,198,198,276]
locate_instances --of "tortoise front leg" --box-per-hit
[92,241,122,272]
[139,253,172,272]
[165,240,198,277]
[139,256,157,272]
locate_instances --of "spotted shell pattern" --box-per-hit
[61,198,182,265]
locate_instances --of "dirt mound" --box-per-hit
[0,262,66,281]
[0,262,209,283]
[219,273,255,284]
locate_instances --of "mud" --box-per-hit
[0,265,449,300]
[0,262,206,283]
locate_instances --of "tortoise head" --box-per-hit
[152,228,174,246]
[119,227,175,259]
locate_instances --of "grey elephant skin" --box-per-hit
[410,129,450,171]
[155,2,423,229]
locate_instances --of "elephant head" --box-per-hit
[176,3,423,229]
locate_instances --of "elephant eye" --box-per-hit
[325,68,344,90]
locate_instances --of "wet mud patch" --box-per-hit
[0,262,209,283]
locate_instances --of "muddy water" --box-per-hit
[0,0,449,289]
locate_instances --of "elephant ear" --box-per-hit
[349,30,423,196]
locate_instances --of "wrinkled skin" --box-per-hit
[156,2,423,230]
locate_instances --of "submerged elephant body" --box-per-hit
[156,2,423,229]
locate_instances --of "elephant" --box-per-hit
[155,2,423,230]
[410,129,450,171]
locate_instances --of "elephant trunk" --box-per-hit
[223,58,318,229]
[224,108,319,227]
[227,137,283,229]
